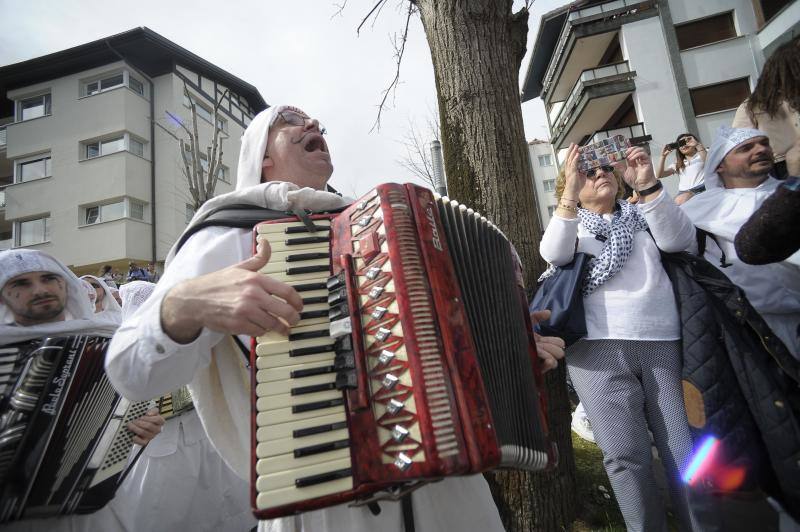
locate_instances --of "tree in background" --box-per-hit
[362,0,577,529]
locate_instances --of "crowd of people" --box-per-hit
[0,35,797,532]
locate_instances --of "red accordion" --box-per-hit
[251,183,555,519]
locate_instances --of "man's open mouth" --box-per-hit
[304,135,327,153]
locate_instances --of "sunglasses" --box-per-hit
[587,165,614,178]
[278,110,327,136]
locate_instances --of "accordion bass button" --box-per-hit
[386,398,404,414]
[377,350,395,365]
[371,306,387,320]
[368,286,384,300]
[365,267,381,280]
[393,452,413,471]
[391,425,410,443]
[375,327,391,342]
[381,373,399,390]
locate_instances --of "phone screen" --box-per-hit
[578,135,631,173]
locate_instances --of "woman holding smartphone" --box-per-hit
[656,133,707,205]
[540,143,700,531]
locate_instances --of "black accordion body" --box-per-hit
[0,335,150,521]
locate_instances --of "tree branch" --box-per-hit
[357,0,390,35]
[370,2,414,132]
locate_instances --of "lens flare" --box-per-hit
[682,435,718,485]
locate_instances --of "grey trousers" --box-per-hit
[567,339,699,532]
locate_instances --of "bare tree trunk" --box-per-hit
[416,1,576,529]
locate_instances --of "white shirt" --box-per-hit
[668,153,705,192]
[540,191,696,341]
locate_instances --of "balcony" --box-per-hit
[0,187,5,210]
[540,0,656,101]
[550,61,637,149]
[0,126,6,149]
[585,122,651,146]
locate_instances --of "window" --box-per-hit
[197,157,230,183]
[18,94,51,121]
[690,78,751,116]
[543,179,556,192]
[538,154,553,167]
[185,203,196,224]
[82,198,146,225]
[16,216,50,246]
[547,205,556,217]
[17,156,52,183]
[83,71,146,97]
[675,12,737,50]
[184,94,228,131]
[83,134,145,159]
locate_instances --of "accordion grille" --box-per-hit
[436,199,547,469]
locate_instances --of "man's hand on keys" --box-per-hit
[161,241,303,343]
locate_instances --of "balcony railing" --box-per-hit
[0,188,5,209]
[542,0,655,96]
[0,126,6,148]
[587,122,648,145]
[551,61,633,137]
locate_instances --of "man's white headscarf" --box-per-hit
[120,281,155,320]
[683,125,782,243]
[80,278,97,307]
[81,275,123,325]
[0,249,117,345]
[165,104,349,264]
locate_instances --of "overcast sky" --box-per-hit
[0,0,566,197]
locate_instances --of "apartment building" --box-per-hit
[527,139,560,228]
[522,0,799,193]
[0,27,267,275]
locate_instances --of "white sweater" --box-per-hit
[539,191,696,341]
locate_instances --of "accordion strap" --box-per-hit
[401,494,415,532]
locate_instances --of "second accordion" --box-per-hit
[251,183,555,518]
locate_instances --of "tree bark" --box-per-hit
[416,1,576,529]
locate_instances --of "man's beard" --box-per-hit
[20,299,65,324]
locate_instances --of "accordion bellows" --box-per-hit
[251,183,555,518]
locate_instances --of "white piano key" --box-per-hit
[257,220,331,234]
[256,428,350,458]
[256,235,330,254]
[257,403,344,426]
[256,446,350,476]
[257,359,335,383]
[256,389,343,412]
[261,258,330,275]
[255,456,351,492]
[255,350,335,370]
[256,373,336,397]
[256,476,353,511]
[256,412,347,442]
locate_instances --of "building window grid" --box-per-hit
[82,198,146,226]
[184,94,228,132]
[83,70,145,98]
[15,216,51,247]
[17,94,51,122]
[543,179,556,192]
[15,155,52,184]
[538,154,553,167]
[83,133,147,160]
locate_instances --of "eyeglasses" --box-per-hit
[587,165,614,179]
[278,110,326,135]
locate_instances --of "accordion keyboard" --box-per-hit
[254,219,354,510]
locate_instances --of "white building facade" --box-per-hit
[527,139,560,228]
[0,27,266,275]
[522,0,799,193]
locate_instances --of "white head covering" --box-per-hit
[120,281,155,320]
[80,278,97,307]
[683,126,783,243]
[0,249,117,345]
[165,105,349,264]
[81,275,123,325]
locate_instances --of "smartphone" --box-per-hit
[666,138,689,151]
[578,135,630,173]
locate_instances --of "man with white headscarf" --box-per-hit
[106,105,507,531]
[103,280,256,532]
[682,126,800,359]
[0,249,164,531]
[81,274,123,324]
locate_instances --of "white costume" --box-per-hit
[682,126,800,358]
[106,106,505,532]
[103,280,257,532]
[80,274,123,325]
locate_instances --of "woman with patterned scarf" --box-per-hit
[539,143,701,532]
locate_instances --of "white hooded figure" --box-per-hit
[80,274,123,325]
[106,105,505,532]
[681,126,800,359]
[98,279,256,532]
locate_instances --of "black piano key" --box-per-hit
[291,382,337,396]
[328,303,349,321]
[285,225,331,234]
[292,397,345,414]
[286,252,330,262]
[293,420,348,438]
[334,336,353,352]
[289,344,335,357]
[334,353,355,370]
[302,296,329,305]
[290,365,336,378]
[327,288,347,305]
[295,467,352,488]
[293,282,328,293]
[299,309,330,320]
[294,438,350,458]
[286,236,329,246]
[287,265,331,275]
[326,273,345,291]
[289,329,330,341]
[335,370,358,390]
